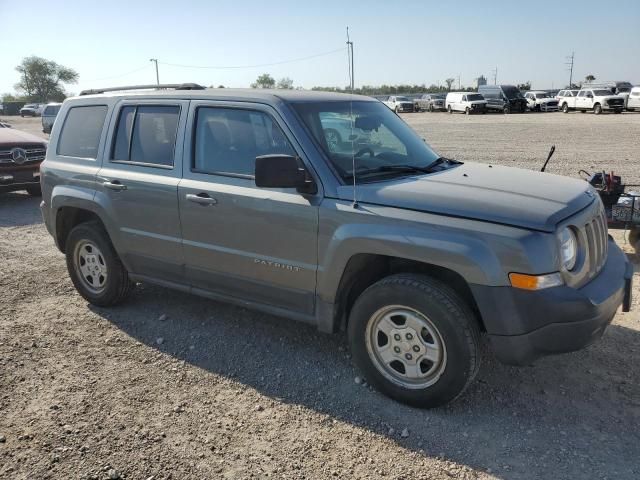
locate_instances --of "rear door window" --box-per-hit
[57,105,108,159]
[111,105,180,167]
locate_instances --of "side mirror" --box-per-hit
[255,154,315,193]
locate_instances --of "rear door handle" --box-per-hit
[186,193,217,206]
[103,180,127,191]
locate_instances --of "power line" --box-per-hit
[83,65,151,83]
[157,47,344,70]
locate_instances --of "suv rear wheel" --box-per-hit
[348,274,481,408]
[594,103,602,115]
[65,221,134,306]
[562,103,569,113]
[447,105,452,114]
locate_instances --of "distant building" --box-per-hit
[474,75,487,89]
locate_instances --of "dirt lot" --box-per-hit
[1,113,639,480]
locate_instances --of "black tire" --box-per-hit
[347,274,481,408]
[503,105,511,114]
[395,106,399,114]
[562,103,569,113]
[447,105,452,114]
[594,104,602,115]
[465,107,470,115]
[614,109,622,114]
[26,185,41,196]
[429,104,434,112]
[65,221,134,306]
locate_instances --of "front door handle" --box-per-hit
[103,180,127,191]
[186,193,217,206]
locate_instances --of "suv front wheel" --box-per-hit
[348,274,481,408]
[65,221,134,306]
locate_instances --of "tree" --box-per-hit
[444,78,455,91]
[251,73,275,89]
[585,75,596,83]
[15,56,78,102]
[276,77,294,89]
[517,82,531,91]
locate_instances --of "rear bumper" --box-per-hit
[471,238,633,365]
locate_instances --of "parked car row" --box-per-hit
[381,82,638,116]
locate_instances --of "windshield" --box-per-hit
[291,100,441,183]
[593,90,613,96]
[396,96,410,102]
[502,86,524,99]
[44,105,61,115]
[618,87,631,93]
[467,94,484,101]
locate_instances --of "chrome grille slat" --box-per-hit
[580,206,608,281]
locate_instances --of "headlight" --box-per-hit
[558,227,577,271]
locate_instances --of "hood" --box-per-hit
[338,162,595,232]
[0,128,47,147]
[469,100,487,105]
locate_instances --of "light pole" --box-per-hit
[149,58,159,85]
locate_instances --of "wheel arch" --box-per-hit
[327,253,486,334]
[51,186,122,259]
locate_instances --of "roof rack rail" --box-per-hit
[79,83,206,96]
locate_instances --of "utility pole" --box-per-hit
[457,75,461,90]
[565,52,575,88]
[492,66,498,85]
[149,58,159,85]
[346,27,354,91]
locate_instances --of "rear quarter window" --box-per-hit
[57,105,108,159]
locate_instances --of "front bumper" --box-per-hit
[471,238,633,365]
[0,167,40,192]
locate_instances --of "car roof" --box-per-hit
[74,87,377,104]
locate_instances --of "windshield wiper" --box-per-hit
[344,158,459,181]
[344,164,431,180]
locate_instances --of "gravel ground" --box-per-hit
[1,114,639,480]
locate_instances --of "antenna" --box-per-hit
[347,26,358,208]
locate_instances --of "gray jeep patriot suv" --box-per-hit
[40,84,633,407]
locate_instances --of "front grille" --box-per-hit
[0,144,46,165]
[582,208,608,280]
[547,101,558,107]
[607,99,623,106]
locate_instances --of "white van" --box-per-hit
[445,92,487,114]
[627,86,640,111]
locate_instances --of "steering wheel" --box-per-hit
[354,147,375,158]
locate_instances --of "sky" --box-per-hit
[1,0,639,96]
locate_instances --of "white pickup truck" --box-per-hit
[560,88,625,114]
[382,96,415,113]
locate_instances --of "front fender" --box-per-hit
[316,200,556,306]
